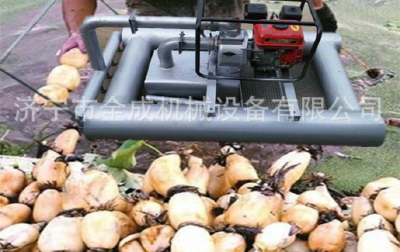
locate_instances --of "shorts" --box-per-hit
[125,0,249,18]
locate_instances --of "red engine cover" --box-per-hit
[254,22,305,66]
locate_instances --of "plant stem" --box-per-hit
[143,142,162,155]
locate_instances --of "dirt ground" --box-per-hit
[0,0,399,190]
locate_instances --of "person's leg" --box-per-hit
[125,0,138,14]
[205,0,249,18]
[125,0,170,15]
[125,0,249,17]
[312,0,338,32]
[63,0,97,34]
[60,0,97,55]
[315,3,338,32]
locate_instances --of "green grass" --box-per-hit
[0,141,26,156]
[0,0,52,25]
[314,0,400,191]
[315,127,400,192]
[0,126,26,156]
[331,0,400,116]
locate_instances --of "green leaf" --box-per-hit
[100,164,128,184]
[97,140,161,170]
[98,164,144,197]
[97,140,142,169]
[123,170,144,192]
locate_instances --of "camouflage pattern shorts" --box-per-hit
[125,0,249,18]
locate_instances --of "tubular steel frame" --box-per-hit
[0,0,386,146]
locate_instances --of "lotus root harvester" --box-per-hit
[77,0,386,146]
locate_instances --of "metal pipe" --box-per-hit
[304,32,341,54]
[135,16,238,31]
[158,37,211,68]
[122,29,341,56]
[76,31,121,117]
[122,28,196,48]
[81,15,239,70]
[81,31,121,101]
[81,15,129,70]
[82,103,386,146]
[0,0,58,64]
[146,95,204,105]
[103,36,152,104]
[313,42,360,110]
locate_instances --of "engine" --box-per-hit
[213,3,306,74]
[249,4,305,71]
[252,22,305,70]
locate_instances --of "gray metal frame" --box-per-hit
[81,103,385,146]
[0,1,385,146]
[80,15,238,70]
[78,15,385,146]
